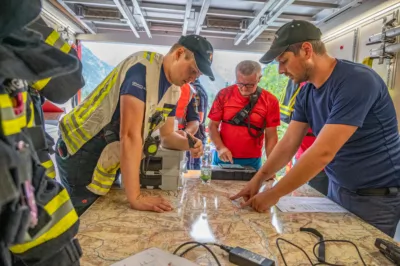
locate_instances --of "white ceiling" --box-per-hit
[43,0,369,52]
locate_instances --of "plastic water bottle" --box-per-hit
[200,140,212,184]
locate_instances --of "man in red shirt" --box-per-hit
[208,60,280,170]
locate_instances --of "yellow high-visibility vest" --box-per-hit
[59,51,181,196]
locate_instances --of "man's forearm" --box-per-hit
[209,123,225,150]
[185,121,199,135]
[265,136,278,158]
[161,132,190,150]
[120,135,143,204]
[270,146,332,197]
[254,136,299,182]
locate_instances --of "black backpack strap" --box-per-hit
[222,87,266,137]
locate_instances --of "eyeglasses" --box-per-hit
[236,76,261,89]
[236,83,257,89]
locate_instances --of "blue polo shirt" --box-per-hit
[112,63,176,120]
[292,59,400,190]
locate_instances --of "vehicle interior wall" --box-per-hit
[320,0,400,131]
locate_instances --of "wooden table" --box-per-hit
[77,171,395,265]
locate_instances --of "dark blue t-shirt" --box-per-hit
[185,97,200,123]
[112,63,176,120]
[192,81,208,140]
[293,59,400,190]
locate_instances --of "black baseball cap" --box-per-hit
[178,35,215,81]
[259,20,322,64]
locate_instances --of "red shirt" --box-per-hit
[295,128,315,159]
[208,85,280,158]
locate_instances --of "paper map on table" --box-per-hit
[111,247,199,266]
[276,196,348,213]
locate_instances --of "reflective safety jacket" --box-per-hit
[58,51,180,196]
[1,1,82,264]
[175,83,196,129]
[27,19,84,180]
[0,86,80,265]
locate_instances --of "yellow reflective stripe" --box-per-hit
[31,31,58,90]
[31,31,71,91]
[362,57,373,67]
[44,189,70,215]
[42,160,56,179]
[289,89,300,107]
[0,93,27,135]
[16,114,27,129]
[10,188,77,254]
[27,100,35,127]
[46,170,56,179]
[80,73,118,121]
[155,107,172,119]
[0,94,13,108]
[280,109,291,116]
[70,113,91,141]
[60,43,71,54]
[10,209,78,254]
[2,119,21,136]
[76,68,118,118]
[41,160,53,169]
[97,163,119,176]
[59,117,79,154]
[31,78,51,91]
[94,175,115,186]
[45,30,59,46]
[87,183,109,195]
[63,115,82,150]
[280,105,294,111]
[143,52,155,63]
[149,52,155,63]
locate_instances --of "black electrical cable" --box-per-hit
[179,243,223,257]
[313,240,367,266]
[172,241,222,266]
[276,238,367,266]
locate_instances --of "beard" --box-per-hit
[290,61,312,84]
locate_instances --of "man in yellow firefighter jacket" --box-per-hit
[1,0,83,265]
[56,35,215,215]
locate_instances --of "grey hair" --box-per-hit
[235,60,262,76]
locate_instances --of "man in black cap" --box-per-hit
[231,20,400,237]
[56,35,215,215]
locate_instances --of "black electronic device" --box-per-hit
[375,238,400,265]
[143,111,164,157]
[211,165,256,181]
[173,241,276,266]
[228,247,275,266]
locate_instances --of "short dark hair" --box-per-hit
[286,40,326,55]
[169,43,193,59]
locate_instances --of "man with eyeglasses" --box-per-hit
[208,60,280,171]
[56,35,214,215]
